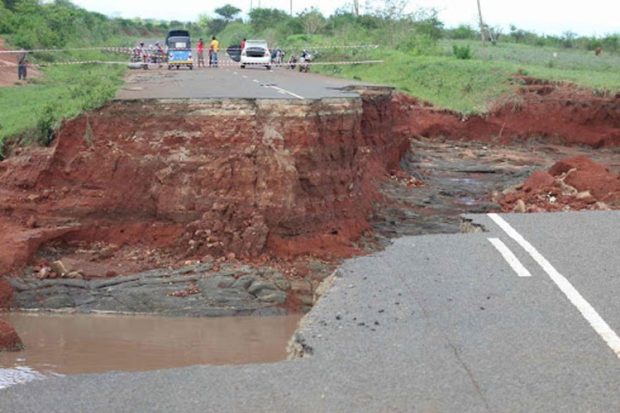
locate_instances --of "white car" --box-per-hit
[240,40,271,70]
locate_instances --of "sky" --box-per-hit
[71,0,620,36]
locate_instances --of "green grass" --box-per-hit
[0,63,126,153]
[317,42,620,114]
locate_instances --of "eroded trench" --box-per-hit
[0,83,618,382]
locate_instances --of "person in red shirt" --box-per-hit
[197,38,205,68]
[240,38,246,51]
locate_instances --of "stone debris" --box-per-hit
[501,156,619,212]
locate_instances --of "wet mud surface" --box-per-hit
[370,137,620,246]
[8,261,328,316]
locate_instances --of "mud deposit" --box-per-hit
[0,312,301,387]
[369,137,619,246]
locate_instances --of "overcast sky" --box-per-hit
[71,0,619,36]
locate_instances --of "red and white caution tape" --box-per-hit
[28,59,384,68]
[0,44,378,54]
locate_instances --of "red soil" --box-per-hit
[0,319,23,352]
[396,77,620,148]
[500,156,620,212]
[0,91,409,276]
[0,278,12,310]
[1,78,618,280]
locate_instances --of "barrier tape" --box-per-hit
[19,59,384,68]
[0,44,379,54]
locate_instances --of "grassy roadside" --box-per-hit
[316,43,620,114]
[0,63,126,155]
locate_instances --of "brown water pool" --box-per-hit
[0,312,302,387]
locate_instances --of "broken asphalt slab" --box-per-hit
[1,211,619,412]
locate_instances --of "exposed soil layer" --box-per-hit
[397,77,620,148]
[500,156,620,212]
[0,319,23,352]
[0,278,12,310]
[0,89,408,281]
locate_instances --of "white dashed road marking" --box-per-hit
[488,213,620,359]
[488,238,532,277]
[268,85,305,100]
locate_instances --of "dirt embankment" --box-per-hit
[500,156,620,212]
[0,89,409,278]
[397,77,620,148]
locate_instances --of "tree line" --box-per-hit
[0,0,617,54]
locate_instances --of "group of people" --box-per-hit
[132,42,166,64]
[196,36,220,68]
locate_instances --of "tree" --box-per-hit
[370,0,409,20]
[412,8,444,40]
[0,2,13,33]
[215,4,241,22]
[208,18,228,34]
[299,8,326,34]
[249,8,290,33]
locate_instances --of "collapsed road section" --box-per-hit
[0,87,410,315]
[0,75,618,319]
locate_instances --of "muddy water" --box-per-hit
[0,312,301,387]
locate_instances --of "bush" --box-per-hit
[449,25,477,40]
[452,44,472,60]
[397,35,438,56]
[36,103,59,145]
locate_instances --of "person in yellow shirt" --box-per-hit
[209,36,220,68]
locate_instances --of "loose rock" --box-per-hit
[0,320,24,352]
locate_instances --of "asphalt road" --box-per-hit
[116,61,370,100]
[2,211,619,412]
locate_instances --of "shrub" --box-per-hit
[397,35,438,56]
[452,44,472,60]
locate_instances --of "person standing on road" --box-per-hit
[210,36,219,68]
[197,38,205,68]
[240,38,246,51]
[17,50,27,81]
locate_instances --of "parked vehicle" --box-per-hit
[287,55,298,70]
[240,39,271,70]
[299,50,313,73]
[226,45,242,62]
[166,30,193,70]
[130,42,148,70]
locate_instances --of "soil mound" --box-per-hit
[396,77,620,148]
[0,90,409,276]
[500,156,620,212]
[0,320,23,352]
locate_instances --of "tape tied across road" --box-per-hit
[0,60,384,69]
[0,44,379,54]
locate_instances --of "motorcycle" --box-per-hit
[130,47,149,70]
[287,55,298,70]
[299,51,313,73]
